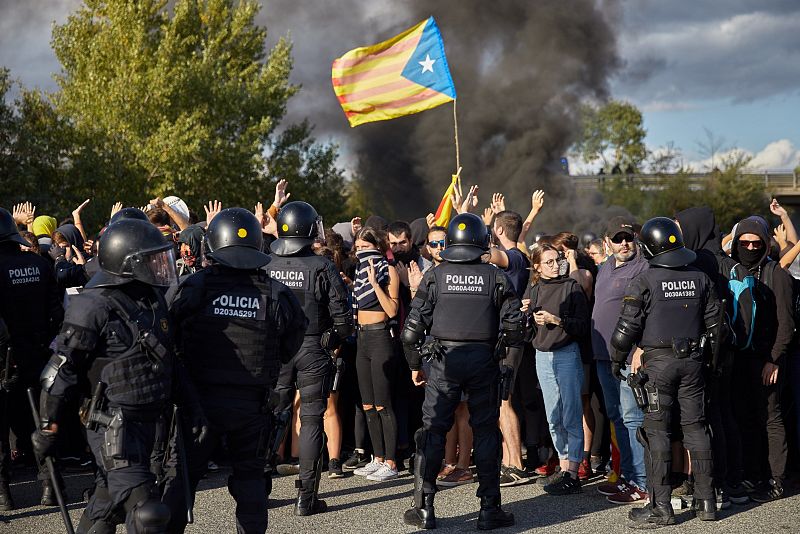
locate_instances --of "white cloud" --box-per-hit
[686,139,800,171]
[640,100,697,112]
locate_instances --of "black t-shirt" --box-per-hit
[503,248,530,298]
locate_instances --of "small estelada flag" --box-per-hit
[332,17,457,127]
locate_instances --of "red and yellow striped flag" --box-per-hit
[332,17,457,127]
[433,173,460,228]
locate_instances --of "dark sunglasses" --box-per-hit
[428,239,446,248]
[610,233,635,244]
[738,239,763,249]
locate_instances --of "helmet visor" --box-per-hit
[133,247,178,286]
[314,217,325,244]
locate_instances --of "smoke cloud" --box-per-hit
[261,0,622,233]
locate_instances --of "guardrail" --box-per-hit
[571,171,800,192]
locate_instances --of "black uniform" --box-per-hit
[404,262,523,513]
[0,241,63,500]
[612,266,721,508]
[165,265,307,533]
[268,248,352,504]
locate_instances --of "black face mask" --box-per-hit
[393,249,416,265]
[736,243,763,268]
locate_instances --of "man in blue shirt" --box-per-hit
[591,216,649,504]
[488,211,531,485]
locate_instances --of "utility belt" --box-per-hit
[643,337,702,363]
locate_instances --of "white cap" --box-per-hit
[162,196,190,222]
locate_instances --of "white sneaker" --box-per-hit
[366,462,399,482]
[353,459,382,477]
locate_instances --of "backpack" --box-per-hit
[727,263,757,350]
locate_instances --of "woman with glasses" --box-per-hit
[522,244,590,496]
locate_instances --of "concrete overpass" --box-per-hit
[570,170,800,206]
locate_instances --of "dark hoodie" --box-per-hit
[731,217,794,363]
[53,223,89,289]
[675,206,736,301]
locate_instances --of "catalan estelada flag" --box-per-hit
[332,17,456,127]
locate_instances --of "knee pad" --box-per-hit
[130,499,170,534]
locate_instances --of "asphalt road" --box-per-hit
[3,465,799,533]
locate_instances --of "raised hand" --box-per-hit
[72,198,91,220]
[426,213,436,228]
[770,198,788,218]
[531,190,545,214]
[491,193,505,214]
[482,207,494,226]
[205,200,222,226]
[274,179,291,208]
[110,202,123,220]
[351,216,362,236]
[460,185,479,214]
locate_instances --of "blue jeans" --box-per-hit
[535,343,584,463]
[596,360,647,489]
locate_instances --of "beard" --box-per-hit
[613,248,636,263]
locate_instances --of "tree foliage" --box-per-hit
[575,100,648,171]
[1,0,350,227]
[601,152,768,231]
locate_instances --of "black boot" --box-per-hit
[477,495,514,530]
[41,478,60,506]
[294,480,327,516]
[404,494,436,529]
[0,482,15,511]
[628,502,675,529]
[691,498,716,521]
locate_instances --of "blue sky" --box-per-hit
[1,1,798,171]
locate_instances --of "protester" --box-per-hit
[352,227,401,482]
[523,243,590,495]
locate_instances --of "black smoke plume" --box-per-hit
[262,0,622,233]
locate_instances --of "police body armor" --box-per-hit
[430,262,499,342]
[180,269,281,387]
[639,267,707,350]
[84,288,173,408]
[267,253,330,337]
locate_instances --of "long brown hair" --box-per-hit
[529,244,558,286]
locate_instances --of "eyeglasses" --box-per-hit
[611,233,634,244]
[428,239,446,249]
[541,258,558,267]
[738,239,763,249]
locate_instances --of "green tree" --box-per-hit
[23,0,347,223]
[575,100,648,172]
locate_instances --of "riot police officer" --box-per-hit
[165,207,307,533]
[401,213,524,530]
[0,207,64,510]
[609,217,723,528]
[31,218,206,534]
[268,201,353,515]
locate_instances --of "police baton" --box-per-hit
[26,388,75,534]
[171,405,194,524]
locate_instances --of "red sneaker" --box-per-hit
[578,459,593,482]
[534,456,558,477]
[607,484,649,505]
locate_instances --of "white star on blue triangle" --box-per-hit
[401,18,456,99]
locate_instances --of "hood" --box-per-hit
[410,217,429,248]
[55,224,84,249]
[731,216,770,266]
[177,224,204,258]
[675,206,721,254]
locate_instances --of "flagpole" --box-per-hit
[453,99,461,172]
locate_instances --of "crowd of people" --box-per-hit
[1,179,800,532]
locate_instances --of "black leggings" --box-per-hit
[356,327,398,461]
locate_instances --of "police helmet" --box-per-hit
[0,208,28,246]
[109,207,149,225]
[639,217,696,268]
[439,213,490,263]
[270,201,323,256]
[205,207,270,269]
[86,219,178,288]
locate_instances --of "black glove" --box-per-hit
[1,370,19,392]
[611,361,626,381]
[188,406,209,445]
[420,340,446,361]
[31,429,58,463]
[48,245,67,262]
